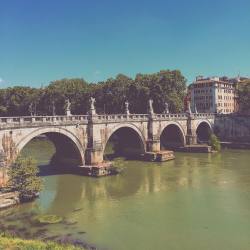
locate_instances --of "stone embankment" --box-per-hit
[0,191,19,209]
[179,144,212,153]
[215,115,250,143]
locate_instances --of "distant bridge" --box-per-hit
[0,110,215,169]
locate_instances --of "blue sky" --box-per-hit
[1,0,250,87]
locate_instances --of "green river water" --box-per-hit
[1,139,250,250]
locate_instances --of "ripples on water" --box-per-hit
[1,139,250,250]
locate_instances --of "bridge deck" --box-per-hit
[0,113,215,129]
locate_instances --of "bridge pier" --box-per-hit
[186,114,197,145]
[145,106,175,161]
[85,109,105,165]
[85,146,103,165]
[146,139,161,152]
[145,139,175,162]
[0,169,8,188]
[147,106,161,152]
[0,150,8,187]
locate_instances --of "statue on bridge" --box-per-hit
[194,103,198,114]
[28,103,34,116]
[186,99,192,114]
[89,97,96,115]
[65,99,72,116]
[125,101,130,115]
[52,100,56,116]
[148,99,154,115]
[164,102,169,114]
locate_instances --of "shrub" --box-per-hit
[7,157,43,201]
[209,134,221,151]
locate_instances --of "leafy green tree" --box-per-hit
[209,134,221,151]
[7,157,43,201]
[94,74,133,114]
[37,78,90,115]
[132,70,186,113]
[0,69,187,116]
[0,87,40,116]
[238,80,250,114]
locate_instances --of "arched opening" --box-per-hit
[104,127,145,160]
[196,122,212,143]
[160,124,185,150]
[19,132,84,175]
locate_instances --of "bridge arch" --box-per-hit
[160,122,186,149]
[16,127,84,166]
[196,120,213,143]
[103,123,146,159]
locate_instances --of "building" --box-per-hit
[189,76,239,114]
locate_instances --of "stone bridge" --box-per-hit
[0,110,215,171]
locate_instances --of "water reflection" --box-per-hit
[42,151,238,216]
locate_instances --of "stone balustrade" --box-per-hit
[0,115,89,129]
[193,113,215,118]
[0,112,216,129]
[96,114,149,122]
[155,113,188,119]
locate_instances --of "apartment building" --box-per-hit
[189,76,238,114]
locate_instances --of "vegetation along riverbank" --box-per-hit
[0,235,86,250]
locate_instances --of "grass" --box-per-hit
[0,235,85,250]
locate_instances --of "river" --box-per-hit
[1,138,250,250]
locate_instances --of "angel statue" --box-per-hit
[65,99,71,116]
[90,97,96,110]
[89,97,96,115]
[148,99,154,114]
[164,102,169,114]
[125,100,130,115]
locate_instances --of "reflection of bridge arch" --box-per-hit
[16,127,85,166]
[196,121,212,143]
[160,122,186,149]
[103,124,146,158]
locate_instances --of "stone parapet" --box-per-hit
[0,115,89,129]
[0,112,216,129]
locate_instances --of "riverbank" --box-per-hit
[0,235,85,250]
[0,191,19,210]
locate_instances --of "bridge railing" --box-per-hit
[155,113,188,119]
[0,112,216,128]
[0,115,89,126]
[96,114,149,121]
[193,113,215,118]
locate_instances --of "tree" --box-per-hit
[238,80,250,114]
[7,157,43,201]
[0,87,40,116]
[0,69,187,116]
[94,74,133,114]
[209,134,221,151]
[37,78,90,115]
[133,70,187,113]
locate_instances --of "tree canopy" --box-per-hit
[238,80,250,114]
[0,70,187,116]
